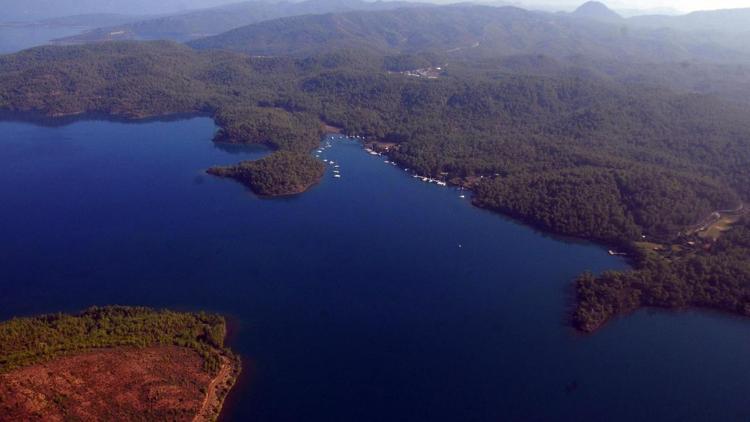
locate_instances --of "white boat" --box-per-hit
[459,195,466,198]
[334,174,341,178]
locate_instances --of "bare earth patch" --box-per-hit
[0,346,237,422]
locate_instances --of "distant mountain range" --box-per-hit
[47,1,750,63]
[572,1,623,22]
[570,2,750,38]
[631,7,750,34]
[568,2,750,58]
[34,14,150,27]
[1,0,239,22]
[187,4,750,64]
[54,0,426,44]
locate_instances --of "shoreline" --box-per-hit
[0,345,241,421]
[361,135,750,335]
[0,307,241,421]
[0,109,212,127]
[4,110,746,335]
[364,137,635,252]
[196,353,242,422]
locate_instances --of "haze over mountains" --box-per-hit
[572,1,750,33]
[26,0,750,54]
[631,7,750,33]
[2,0,241,21]
[43,1,750,62]
[187,4,750,63]
[2,0,749,105]
[0,0,737,106]
[54,0,423,44]
[572,1,624,21]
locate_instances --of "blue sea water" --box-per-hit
[0,25,87,54]
[1,117,750,421]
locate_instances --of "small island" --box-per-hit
[208,151,326,196]
[0,306,241,421]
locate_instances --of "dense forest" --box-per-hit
[1,8,750,331]
[214,106,324,152]
[188,5,750,64]
[574,217,750,332]
[0,306,235,374]
[208,151,326,196]
[473,167,738,244]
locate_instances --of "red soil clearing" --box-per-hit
[0,346,226,422]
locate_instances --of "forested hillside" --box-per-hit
[186,4,750,104]
[574,217,750,332]
[0,306,231,374]
[189,5,750,64]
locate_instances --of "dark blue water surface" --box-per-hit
[2,117,750,421]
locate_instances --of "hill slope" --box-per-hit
[54,0,424,44]
[189,5,749,64]
[572,1,623,22]
[631,8,750,34]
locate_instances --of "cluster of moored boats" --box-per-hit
[316,139,342,179]
[364,146,448,186]
[316,136,468,198]
[411,174,447,187]
[364,146,381,157]
[361,142,469,198]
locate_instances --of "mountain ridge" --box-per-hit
[572,1,623,21]
[53,0,428,44]
[188,4,750,64]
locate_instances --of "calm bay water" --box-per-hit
[0,25,87,54]
[1,117,750,421]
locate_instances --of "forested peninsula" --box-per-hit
[0,306,240,421]
[1,34,749,331]
[208,151,326,196]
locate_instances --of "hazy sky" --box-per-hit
[4,0,748,22]
[609,0,750,12]
[520,0,750,12]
